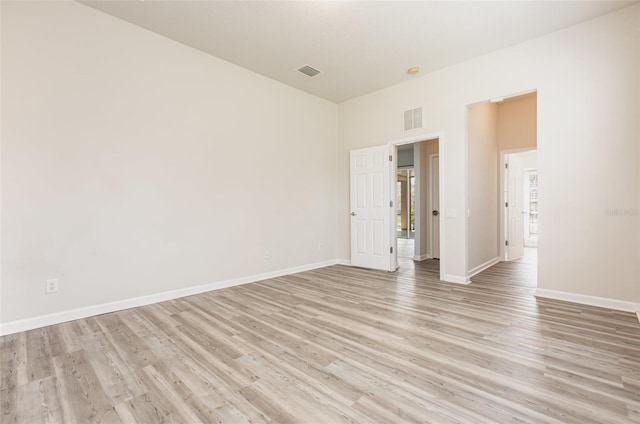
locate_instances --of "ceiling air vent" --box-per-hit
[297,65,322,78]
[404,107,423,131]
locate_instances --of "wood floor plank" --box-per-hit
[2,255,640,423]
[26,329,54,382]
[52,350,122,424]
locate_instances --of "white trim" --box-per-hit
[535,288,640,314]
[389,146,399,271]
[467,256,500,278]
[335,259,352,266]
[0,259,338,336]
[443,274,471,285]
[412,254,430,261]
[388,132,439,147]
[389,144,397,272]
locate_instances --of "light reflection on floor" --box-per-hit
[515,247,538,264]
[397,237,415,268]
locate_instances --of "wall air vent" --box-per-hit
[404,107,423,131]
[297,65,322,78]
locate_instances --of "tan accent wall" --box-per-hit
[497,94,537,151]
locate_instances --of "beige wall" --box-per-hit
[1,2,338,324]
[338,5,639,301]
[1,2,638,328]
[497,94,537,151]
[467,102,499,273]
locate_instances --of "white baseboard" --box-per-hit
[443,274,471,285]
[467,256,500,279]
[412,254,430,261]
[0,259,339,336]
[535,288,640,315]
[335,259,351,266]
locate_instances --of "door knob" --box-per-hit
[432,210,439,216]
[351,212,357,216]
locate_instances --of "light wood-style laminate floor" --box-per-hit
[2,259,639,423]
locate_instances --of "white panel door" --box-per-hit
[431,155,440,259]
[507,154,525,261]
[350,145,392,271]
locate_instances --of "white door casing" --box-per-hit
[506,154,525,261]
[350,145,393,271]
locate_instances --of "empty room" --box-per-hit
[1,1,639,423]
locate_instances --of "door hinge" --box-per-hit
[389,155,393,162]
[390,200,393,207]
[505,163,509,169]
[390,246,393,254]
[505,202,509,208]
[505,240,509,246]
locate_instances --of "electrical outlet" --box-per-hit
[46,278,58,294]
[318,243,324,250]
[264,250,270,259]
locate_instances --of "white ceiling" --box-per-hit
[80,1,636,103]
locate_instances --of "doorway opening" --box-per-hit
[524,169,539,248]
[346,132,444,278]
[396,170,415,239]
[391,136,441,278]
[466,90,538,285]
[502,149,538,265]
[396,168,415,240]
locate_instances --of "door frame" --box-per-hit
[388,132,444,281]
[499,148,536,261]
